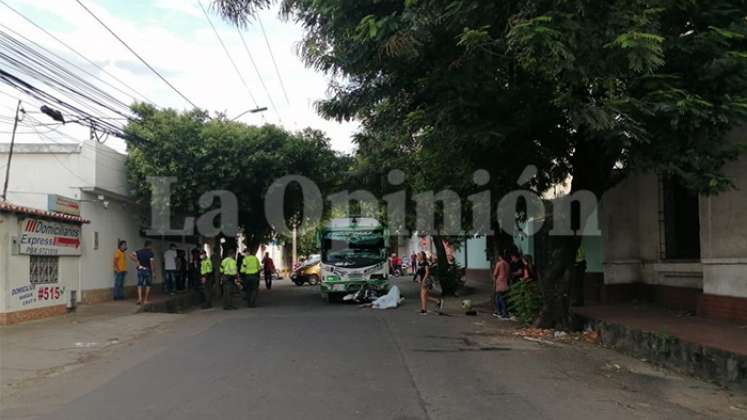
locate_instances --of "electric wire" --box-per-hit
[197,0,260,110]
[0,0,155,105]
[74,0,200,109]
[257,18,290,105]
[236,28,281,123]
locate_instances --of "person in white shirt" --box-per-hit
[163,244,177,295]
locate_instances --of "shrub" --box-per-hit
[507,280,542,325]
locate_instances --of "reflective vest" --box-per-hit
[240,255,261,275]
[200,258,213,276]
[220,257,238,276]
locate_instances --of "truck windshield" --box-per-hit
[321,230,385,268]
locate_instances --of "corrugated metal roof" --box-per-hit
[0,201,89,224]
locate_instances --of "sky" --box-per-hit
[0,0,360,153]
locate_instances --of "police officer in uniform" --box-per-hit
[198,250,213,308]
[220,250,240,310]
[240,250,261,307]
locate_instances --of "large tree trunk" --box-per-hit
[535,235,582,329]
[534,140,616,329]
[432,235,459,296]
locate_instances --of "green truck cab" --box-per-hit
[319,218,389,302]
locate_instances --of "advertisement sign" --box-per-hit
[47,194,81,216]
[18,218,82,256]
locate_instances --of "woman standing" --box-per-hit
[416,252,443,315]
[522,255,538,282]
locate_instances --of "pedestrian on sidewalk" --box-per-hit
[198,250,213,309]
[508,246,523,286]
[112,240,128,300]
[522,255,538,283]
[130,240,156,305]
[261,252,276,290]
[416,251,443,315]
[240,250,261,307]
[176,249,187,292]
[220,250,240,310]
[163,244,177,295]
[493,251,510,319]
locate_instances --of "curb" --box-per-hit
[577,314,747,390]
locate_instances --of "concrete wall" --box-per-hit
[700,142,747,298]
[0,142,194,305]
[0,143,92,208]
[0,212,79,316]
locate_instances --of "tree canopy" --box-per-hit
[125,103,351,251]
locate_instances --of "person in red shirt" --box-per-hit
[492,251,510,319]
[262,252,276,290]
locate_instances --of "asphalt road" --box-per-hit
[3,278,742,420]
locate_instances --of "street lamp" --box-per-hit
[231,107,268,121]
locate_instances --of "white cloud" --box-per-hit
[0,0,359,153]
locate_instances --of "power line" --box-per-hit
[0,0,154,105]
[0,30,134,119]
[257,18,290,105]
[0,22,149,109]
[236,28,282,123]
[197,0,259,109]
[74,0,200,109]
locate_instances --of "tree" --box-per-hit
[214,0,747,327]
[125,104,349,253]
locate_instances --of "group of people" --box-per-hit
[493,247,537,320]
[112,240,277,309]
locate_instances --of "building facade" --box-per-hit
[600,132,747,322]
[0,141,192,324]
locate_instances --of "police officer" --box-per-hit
[198,250,213,308]
[220,249,240,310]
[240,250,261,307]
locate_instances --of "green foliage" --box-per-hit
[125,104,350,246]
[507,280,542,325]
[213,0,747,324]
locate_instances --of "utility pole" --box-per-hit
[2,100,23,202]
[292,225,297,268]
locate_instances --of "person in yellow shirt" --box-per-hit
[198,250,214,309]
[220,250,240,310]
[112,240,128,300]
[240,250,261,307]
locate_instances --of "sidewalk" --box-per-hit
[443,269,495,314]
[574,303,747,389]
[0,293,190,401]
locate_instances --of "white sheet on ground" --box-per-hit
[371,286,401,309]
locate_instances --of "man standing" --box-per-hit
[198,249,213,309]
[241,250,261,307]
[261,252,276,290]
[220,250,240,310]
[130,240,156,305]
[163,244,177,295]
[492,251,510,319]
[112,240,128,300]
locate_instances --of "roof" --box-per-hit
[0,201,90,224]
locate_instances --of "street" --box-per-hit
[1,278,745,420]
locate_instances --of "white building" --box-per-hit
[0,141,192,324]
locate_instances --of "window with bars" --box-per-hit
[30,256,59,284]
